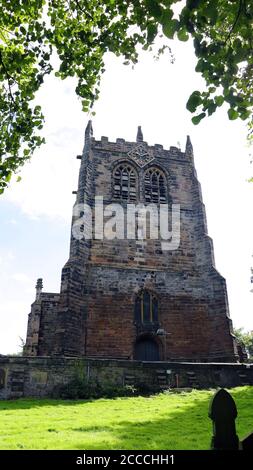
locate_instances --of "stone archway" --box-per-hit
[134,336,160,361]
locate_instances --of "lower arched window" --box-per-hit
[134,291,158,324]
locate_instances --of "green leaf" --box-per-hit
[20,26,26,35]
[192,112,206,125]
[239,109,251,121]
[195,59,209,73]
[0,29,8,42]
[145,0,162,18]
[82,99,90,107]
[177,28,189,42]
[204,2,219,24]
[147,23,158,43]
[207,101,217,116]
[162,19,179,39]
[160,9,173,24]
[186,91,202,112]
[214,95,224,107]
[5,172,12,183]
[228,108,239,120]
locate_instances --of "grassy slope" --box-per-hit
[0,387,252,450]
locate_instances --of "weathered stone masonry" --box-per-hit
[1,357,253,399]
[24,122,238,362]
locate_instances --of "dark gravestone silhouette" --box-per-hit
[209,388,239,450]
[209,388,253,450]
[241,432,253,450]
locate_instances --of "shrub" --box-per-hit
[134,381,161,396]
[52,378,137,400]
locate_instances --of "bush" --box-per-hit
[134,381,161,396]
[52,377,162,400]
[52,378,137,400]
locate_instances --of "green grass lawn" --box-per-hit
[0,386,252,450]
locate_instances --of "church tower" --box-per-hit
[24,123,238,362]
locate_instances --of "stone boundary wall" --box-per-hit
[0,356,252,399]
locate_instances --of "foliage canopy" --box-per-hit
[233,328,253,359]
[0,0,252,191]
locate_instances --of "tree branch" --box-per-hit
[0,26,15,37]
[0,50,15,105]
[225,0,243,43]
[74,0,93,20]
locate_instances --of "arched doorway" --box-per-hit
[134,337,160,361]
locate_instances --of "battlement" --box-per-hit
[84,122,186,160]
[88,136,184,161]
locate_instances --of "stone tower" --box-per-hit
[24,122,238,362]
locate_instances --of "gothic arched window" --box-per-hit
[144,167,167,203]
[113,163,137,202]
[134,291,158,324]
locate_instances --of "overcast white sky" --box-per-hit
[0,38,252,354]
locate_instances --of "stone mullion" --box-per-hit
[139,168,144,204]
